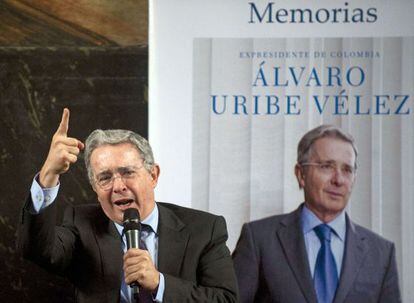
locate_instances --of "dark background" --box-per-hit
[0,1,148,301]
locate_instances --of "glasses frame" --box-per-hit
[94,164,145,191]
[299,161,357,179]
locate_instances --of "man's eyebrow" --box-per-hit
[118,165,138,170]
[318,159,336,163]
[317,159,354,166]
[95,165,140,174]
[310,157,335,163]
[95,169,112,176]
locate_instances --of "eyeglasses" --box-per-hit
[94,165,144,191]
[300,161,356,179]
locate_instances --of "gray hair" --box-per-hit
[84,129,155,184]
[297,125,358,168]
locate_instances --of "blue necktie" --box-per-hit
[314,224,338,303]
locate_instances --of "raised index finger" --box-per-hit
[56,108,70,136]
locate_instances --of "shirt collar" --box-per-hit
[142,204,159,235]
[300,204,346,241]
[114,204,159,236]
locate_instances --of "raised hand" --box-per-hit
[39,108,85,188]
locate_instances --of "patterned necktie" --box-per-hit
[313,224,338,303]
[121,224,154,303]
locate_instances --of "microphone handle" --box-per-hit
[132,285,139,298]
[125,229,141,296]
[125,229,140,249]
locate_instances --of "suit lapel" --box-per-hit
[334,217,367,303]
[277,207,318,303]
[157,203,189,275]
[92,208,123,302]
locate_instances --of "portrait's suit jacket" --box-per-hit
[232,205,401,303]
[18,199,238,303]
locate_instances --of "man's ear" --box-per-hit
[150,164,160,187]
[294,164,305,189]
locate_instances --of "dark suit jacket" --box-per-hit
[18,199,238,303]
[232,205,401,303]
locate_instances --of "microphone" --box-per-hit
[123,208,141,299]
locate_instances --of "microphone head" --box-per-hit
[123,208,141,232]
[123,208,140,222]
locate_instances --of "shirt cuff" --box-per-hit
[30,173,60,213]
[154,273,165,302]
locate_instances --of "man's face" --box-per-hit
[295,137,356,222]
[90,143,160,224]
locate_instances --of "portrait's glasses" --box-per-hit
[94,165,144,191]
[300,161,356,179]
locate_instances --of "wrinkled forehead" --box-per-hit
[309,137,356,165]
[90,143,143,171]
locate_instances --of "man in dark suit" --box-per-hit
[18,108,238,302]
[232,125,401,303]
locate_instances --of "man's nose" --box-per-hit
[112,175,127,192]
[331,168,346,185]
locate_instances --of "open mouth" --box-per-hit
[114,199,134,208]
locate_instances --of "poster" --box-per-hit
[149,1,413,299]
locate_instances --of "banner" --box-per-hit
[149,1,413,299]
